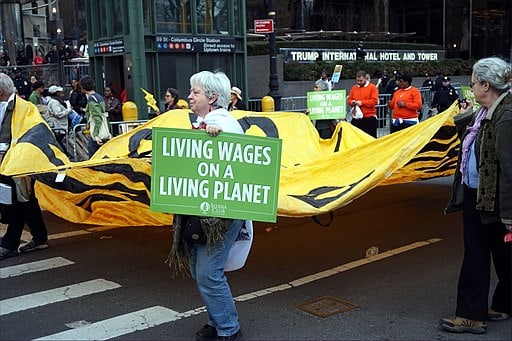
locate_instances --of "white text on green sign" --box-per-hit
[151,128,282,222]
[307,89,346,120]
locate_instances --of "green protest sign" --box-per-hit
[307,89,346,120]
[151,128,282,222]
[461,85,480,110]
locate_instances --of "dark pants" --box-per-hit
[54,131,68,155]
[315,120,335,139]
[88,137,101,158]
[351,116,377,138]
[0,198,48,251]
[455,186,511,320]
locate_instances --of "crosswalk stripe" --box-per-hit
[0,257,74,279]
[35,306,181,341]
[0,224,121,245]
[0,278,120,316]
[49,230,90,240]
[1,238,442,339]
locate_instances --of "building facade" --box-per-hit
[83,0,248,117]
[246,0,511,60]
[1,0,510,113]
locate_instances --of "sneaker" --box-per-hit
[439,316,487,334]
[488,309,511,322]
[19,240,49,253]
[196,324,217,341]
[0,246,19,260]
[216,330,242,341]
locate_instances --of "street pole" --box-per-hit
[267,0,282,111]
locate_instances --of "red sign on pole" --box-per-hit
[254,19,274,34]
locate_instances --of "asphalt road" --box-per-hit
[1,176,510,340]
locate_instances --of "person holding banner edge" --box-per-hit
[347,70,379,138]
[440,56,511,334]
[166,70,246,341]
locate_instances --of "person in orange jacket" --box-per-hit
[347,70,379,138]
[387,74,422,133]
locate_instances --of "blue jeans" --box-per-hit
[189,219,243,337]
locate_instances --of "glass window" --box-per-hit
[158,54,194,106]
[113,1,123,35]
[199,53,231,75]
[197,0,228,34]
[233,0,242,35]
[99,1,107,37]
[155,0,191,33]
[143,0,152,32]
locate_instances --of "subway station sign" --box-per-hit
[281,48,445,63]
[93,39,125,55]
[157,36,236,53]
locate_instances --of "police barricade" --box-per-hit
[250,94,394,137]
[1,61,90,90]
[376,93,391,137]
[0,64,60,89]
[68,119,148,161]
[62,60,89,87]
[281,96,308,112]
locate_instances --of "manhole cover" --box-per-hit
[295,295,358,318]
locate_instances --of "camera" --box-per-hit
[458,98,469,109]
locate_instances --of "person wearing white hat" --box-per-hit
[227,86,246,111]
[46,84,72,154]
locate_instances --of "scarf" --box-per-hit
[165,214,231,277]
[459,106,487,183]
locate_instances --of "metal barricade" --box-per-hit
[68,119,149,161]
[62,62,89,87]
[248,98,262,112]
[280,96,308,112]
[376,93,391,137]
[1,61,89,89]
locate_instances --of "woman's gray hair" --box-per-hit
[0,73,16,95]
[473,57,512,93]
[190,70,231,109]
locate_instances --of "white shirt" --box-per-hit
[0,92,16,131]
[201,108,244,134]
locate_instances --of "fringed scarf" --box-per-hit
[165,214,232,277]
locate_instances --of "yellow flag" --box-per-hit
[140,88,159,112]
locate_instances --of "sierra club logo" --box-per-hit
[199,202,227,216]
[200,201,210,214]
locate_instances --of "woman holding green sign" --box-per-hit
[166,70,246,341]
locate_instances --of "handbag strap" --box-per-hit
[312,211,334,227]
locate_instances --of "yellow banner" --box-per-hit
[1,98,460,227]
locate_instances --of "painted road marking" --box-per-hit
[0,278,121,316]
[237,238,442,301]
[0,257,74,279]
[35,306,180,341]
[13,238,442,340]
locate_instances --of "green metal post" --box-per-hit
[126,0,147,119]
